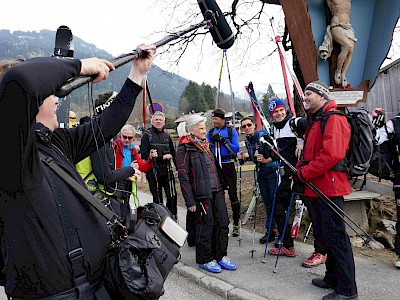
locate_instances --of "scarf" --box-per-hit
[188,134,211,155]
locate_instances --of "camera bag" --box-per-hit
[40,154,184,300]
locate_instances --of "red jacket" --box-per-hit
[114,138,153,172]
[296,100,351,197]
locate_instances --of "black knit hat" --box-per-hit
[94,91,118,115]
[212,108,225,120]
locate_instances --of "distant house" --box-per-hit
[174,112,206,125]
[224,111,247,131]
[174,110,252,134]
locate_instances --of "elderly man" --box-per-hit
[140,111,178,220]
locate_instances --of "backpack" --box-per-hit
[320,108,375,187]
[369,117,400,181]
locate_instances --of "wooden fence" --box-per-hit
[355,59,400,119]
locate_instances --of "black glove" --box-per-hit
[292,172,305,195]
[261,134,275,148]
[212,133,225,143]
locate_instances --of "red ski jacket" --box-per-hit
[296,100,351,197]
[114,138,153,172]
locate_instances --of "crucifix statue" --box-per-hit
[319,0,357,88]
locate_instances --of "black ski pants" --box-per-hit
[303,197,327,255]
[146,167,177,216]
[303,196,357,297]
[195,190,229,264]
[221,161,240,226]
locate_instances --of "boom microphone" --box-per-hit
[197,0,235,49]
[55,0,235,97]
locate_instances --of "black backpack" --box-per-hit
[320,108,375,186]
[368,117,400,181]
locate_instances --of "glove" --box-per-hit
[261,134,275,148]
[292,171,305,195]
[212,133,226,143]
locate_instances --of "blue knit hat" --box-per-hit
[268,98,286,116]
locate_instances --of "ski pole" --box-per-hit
[238,157,243,246]
[262,162,281,261]
[259,137,375,246]
[273,192,296,273]
[250,165,260,258]
[304,222,312,243]
[151,157,161,204]
[167,162,178,220]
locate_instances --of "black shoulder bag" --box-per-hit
[40,153,183,300]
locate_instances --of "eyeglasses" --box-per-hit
[122,135,134,140]
[241,123,253,129]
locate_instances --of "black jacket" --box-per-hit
[176,140,227,208]
[140,126,177,169]
[0,57,142,297]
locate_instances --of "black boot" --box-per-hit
[259,230,277,244]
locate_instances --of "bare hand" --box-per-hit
[188,205,196,212]
[130,161,139,169]
[256,154,264,163]
[295,144,304,159]
[149,149,158,159]
[79,58,115,83]
[163,154,173,160]
[129,44,156,84]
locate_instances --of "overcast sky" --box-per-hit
[1,1,399,99]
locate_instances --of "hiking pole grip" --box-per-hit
[55,20,208,98]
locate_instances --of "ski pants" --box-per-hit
[147,167,177,216]
[303,197,327,255]
[394,174,400,256]
[221,161,240,226]
[257,166,278,230]
[274,176,294,248]
[303,196,357,297]
[195,190,229,264]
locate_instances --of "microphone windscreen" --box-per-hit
[54,25,74,58]
[197,0,235,49]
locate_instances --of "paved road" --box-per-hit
[161,272,224,300]
[2,190,399,300]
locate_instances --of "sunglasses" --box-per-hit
[122,135,134,140]
[241,123,253,129]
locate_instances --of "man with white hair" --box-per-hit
[140,111,178,219]
[294,81,357,300]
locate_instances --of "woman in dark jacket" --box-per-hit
[176,115,237,273]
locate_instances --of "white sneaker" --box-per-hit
[395,257,400,269]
